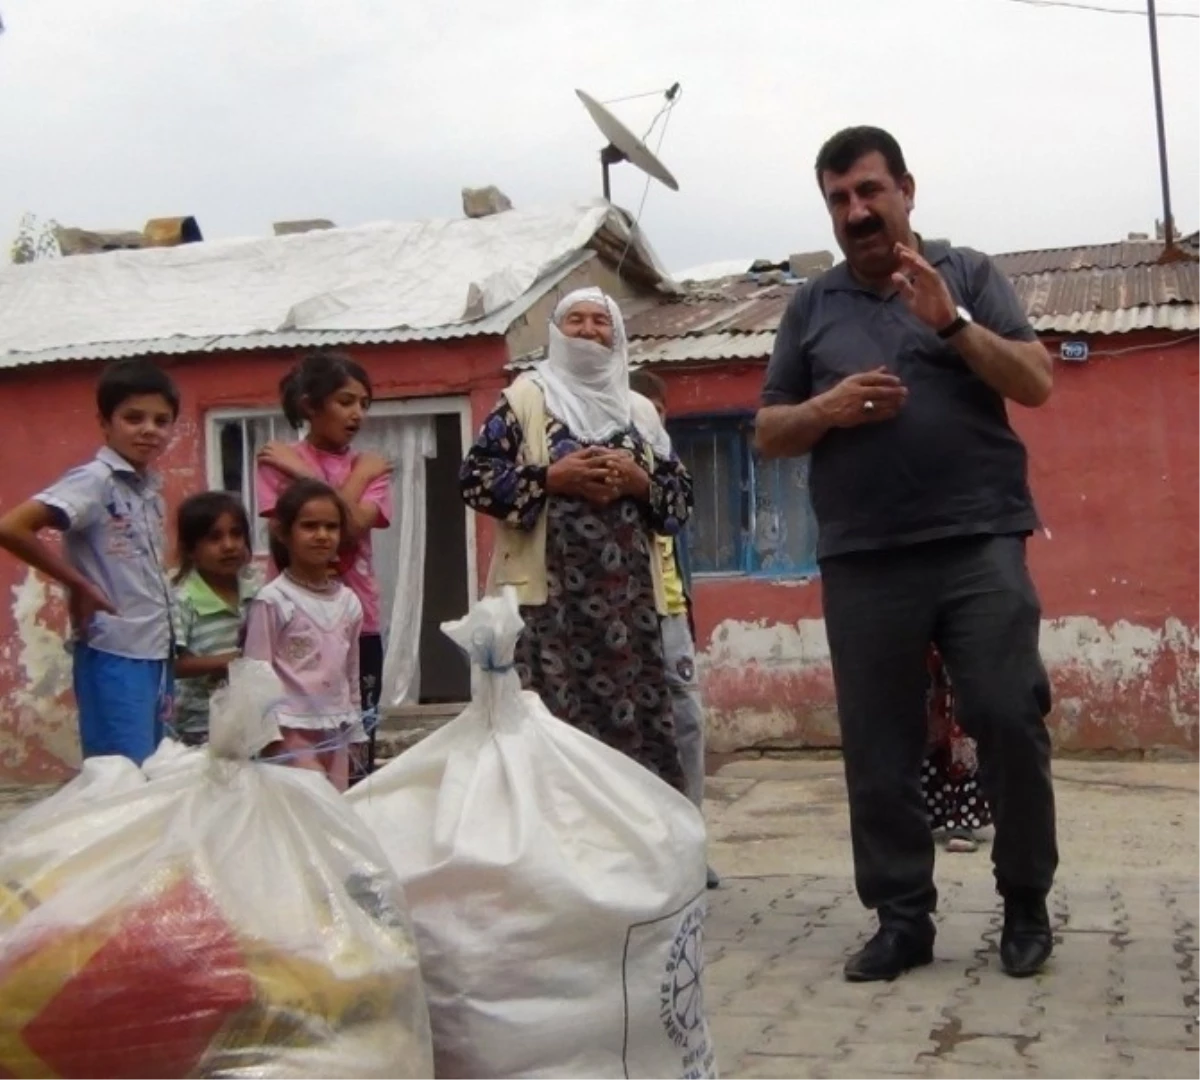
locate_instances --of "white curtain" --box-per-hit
[243,415,288,554]
[357,415,437,709]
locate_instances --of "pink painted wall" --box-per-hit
[1,331,1193,779]
[656,334,1199,756]
[0,339,509,781]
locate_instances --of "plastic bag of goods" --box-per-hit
[349,590,716,1079]
[0,659,433,1079]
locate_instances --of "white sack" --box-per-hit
[349,591,717,1079]
[0,660,433,1079]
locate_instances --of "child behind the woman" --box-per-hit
[173,492,256,746]
[243,478,365,792]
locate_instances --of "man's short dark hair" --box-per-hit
[814,126,908,190]
[629,368,667,403]
[96,359,181,420]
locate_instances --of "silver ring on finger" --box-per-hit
[863,399,876,413]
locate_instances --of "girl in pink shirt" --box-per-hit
[244,479,364,792]
[255,352,392,782]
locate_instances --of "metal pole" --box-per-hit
[1146,0,1175,251]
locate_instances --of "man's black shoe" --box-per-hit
[1000,892,1052,977]
[843,925,934,982]
[706,865,720,890]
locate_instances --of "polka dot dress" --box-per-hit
[922,746,991,831]
[922,648,992,832]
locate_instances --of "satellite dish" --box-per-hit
[576,88,680,201]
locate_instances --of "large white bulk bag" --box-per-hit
[350,590,716,1079]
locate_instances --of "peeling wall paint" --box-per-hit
[0,572,79,778]
[699,614,1199,755]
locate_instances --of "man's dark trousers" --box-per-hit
[821,535,1058,927]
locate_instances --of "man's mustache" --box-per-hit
[846,216,885,239]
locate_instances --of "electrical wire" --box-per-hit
[615,88,682,277]
[991,0,1198,18]
[600,87,677,105]
[1065,328,1200,357]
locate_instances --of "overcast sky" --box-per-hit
[1,0,1196,274]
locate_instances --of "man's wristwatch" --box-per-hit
[937,305,974,339]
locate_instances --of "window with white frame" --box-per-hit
[669,415,819,577]
[209,409,290,554]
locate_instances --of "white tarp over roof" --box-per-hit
[0,200,672,367]
[672,258,755,282]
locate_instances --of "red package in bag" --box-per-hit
[17,876,253,1079]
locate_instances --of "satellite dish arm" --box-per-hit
[599,144,629,202]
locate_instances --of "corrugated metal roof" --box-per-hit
[509,329,778,370]
[605,240,1200,366]
[629,331,779,365]
[1028,304,1199,334]
[623,280,795,339]
[993,240,1177,276]
[1011,261,1198,318]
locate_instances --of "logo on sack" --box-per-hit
[660,903,705,1046]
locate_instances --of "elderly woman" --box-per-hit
[459,287,692,790]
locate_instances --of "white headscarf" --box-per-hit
[530,286,672,457]
[531,287,630,444]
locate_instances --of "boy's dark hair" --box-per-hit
[96,359,181,420]
[629,368,667,405]
[279,351,372,430]
[269,478,348,570]
[174,491,251,583]
[814,126,908,191]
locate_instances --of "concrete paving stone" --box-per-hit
[708,949,780,990]
[707,926,754,948]
[791,976,904,1011]
[705,777,761,802]
[805,906,883,929]
[767,896,853,921]
[838,1004,946,1043]
[719,980,805,1019]
[926,1033,1039,1070]
[754,1011,868,1056]
[707,1013,775,1061]
[732,1051,833,1079]
[757,933,867,965]
[1119,938,1191,971]
[750,955,844,987]
[1061,895,1125,933]
[1021,1045,1128,1080]
[1111,968,1194,1014]
[1117,1047,1200,1079]
[1106,1014,1199,1050]
[836,1038,940,1075]
[945,979,1051,1027]
[816,1060,926,1080]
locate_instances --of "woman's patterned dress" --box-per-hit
[460,400,692,790]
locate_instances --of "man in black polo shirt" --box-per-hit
[756,126,1058,982]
